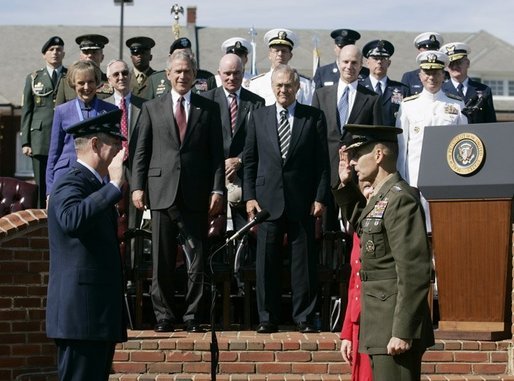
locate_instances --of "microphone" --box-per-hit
[227,209,270,243]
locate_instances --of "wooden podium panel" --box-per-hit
[430,199,512,340]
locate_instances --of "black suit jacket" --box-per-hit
[442,78,496,124]
[46,163,127,342]
[243,103,330,221]
[360,77,410,127]
[132,92,224,212]
[312,83,383,186]
[201,86,265,160]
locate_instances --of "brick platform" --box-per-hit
[109,330,514,381]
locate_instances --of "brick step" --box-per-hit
[111,331,512,379]
[108,375,514,381]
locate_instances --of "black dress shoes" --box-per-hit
[297,322,318,333]
[184,320,205,333]
[154,319,174,332]
[256,322,278,334]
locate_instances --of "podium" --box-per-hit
[418,122,514,340]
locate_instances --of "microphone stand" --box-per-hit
[207,237,234,381]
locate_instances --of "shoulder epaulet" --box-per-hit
[250,73,266,81]
[445,92,462,101]
[403,93,420,102]
[391,184,403,193]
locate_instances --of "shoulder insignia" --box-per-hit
[403,93,421,102]
[446,92,462,101]
[391,185,403,192]
[250,73,266,81]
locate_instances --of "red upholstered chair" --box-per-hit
[0,177,38,217]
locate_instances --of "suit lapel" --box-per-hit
[183,93,203,146]
[215,88,232,137]
[265,105,282,159]
[235,89,252,136]
[286,104,307,162]
[348,86,370,123]
[160,93,180,148]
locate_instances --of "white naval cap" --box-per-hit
[413,32,444,50]
[440,42,471,62]
[416,50,449,70]
[264,28,298,49]
[221,37,251,55]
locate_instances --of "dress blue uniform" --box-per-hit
[46,110,127,381]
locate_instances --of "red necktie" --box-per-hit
[175,96,187,144]
[229,93,238,135]
[120,97,129,160]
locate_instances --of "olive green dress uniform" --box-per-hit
[21,66,67,207]
[333,172,434,380]
[129,67,155,99]
[55,72,113,105]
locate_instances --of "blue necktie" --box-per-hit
[337,86,349,134]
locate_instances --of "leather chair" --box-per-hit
[0,177,38,217]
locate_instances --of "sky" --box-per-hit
[2,0,514,46]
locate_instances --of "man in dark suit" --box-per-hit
[132,50,224,333]
[440,42,497,124]
[21,36,66,208]
[312,44,383,231]
[202,53,265,233]
[333,124,434,381]
[126,36,156,100]
[359,40,410,126]
[105,59,146,230]
[313,29,369,89]
[401,32,444,95]
[46,109,127,381]
[243,64,330,333]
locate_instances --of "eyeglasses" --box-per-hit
[111,70,129,78]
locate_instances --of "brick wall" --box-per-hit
[0,210,56,381]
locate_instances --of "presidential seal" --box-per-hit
[447,132,485,175]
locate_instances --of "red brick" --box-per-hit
[328,362,351,374]
[183,362,210,373]
[112,362,147,373]
[453,351,489,362]
[0,286,28,297]
[15,273,43,285]
[113,351,130,361]
[141,341,159,350]
[24,355,55,367]
[317,339,337,350]
[0,356,26,367]
[147,362,183,373]
[0,333,26,344]
[239,351,274,362]
[421,363,436,374]
[263,340,282,350]
[28,261,49,273]
[167,351,202,362]
[492,351,509,362]
[176,339,195,350]
[461,341,479,350]
[441,341,462,350]
[300,341,318,351]
[283,340,301,350]
[10,344,42,356]
[276,351,312,362]
[0,345,10,356]
[0,261,29,272]
[312,351,345,362]
[0,274,14,284]
[472,363,508,374]
[219,363,256,374]
[256,362,292,373]
[292,363,329,374]
[12,321,42,332]
[479,341,498,350]
[31,238,49,249]
[247,339,265,350]
[423,350,454,362]
[13,297,42,308]
[130,351,165,362]
[435,363,472,374]
[217,351,238,362]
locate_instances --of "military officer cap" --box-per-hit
[362,40,395,58]
[413,32,443,50]
[67,109,126,141]
[126,36,155,54]
[343,124,402,151]
[416,50,449,70]
[330,29,361,48]
[169,37,192,54]
[221,37,250,55]
[440,42,471,62]
[75,34,109,51]
[264,28,297,50]
[41,36,64,54]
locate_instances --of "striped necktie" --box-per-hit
[229,93,238,134]
[120,97,129,160]
[278,109,291,161]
